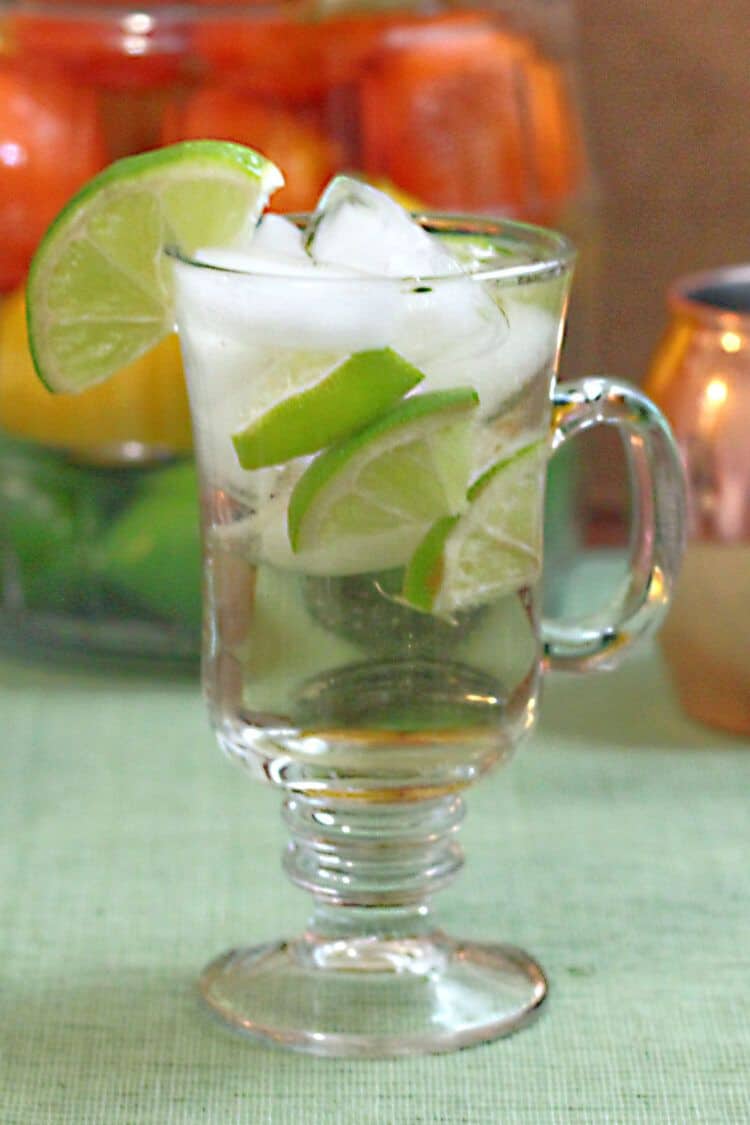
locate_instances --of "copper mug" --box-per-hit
[644,265,750,735]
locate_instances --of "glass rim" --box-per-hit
[167,213,577,286]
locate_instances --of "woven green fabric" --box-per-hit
[1,633,749,1123]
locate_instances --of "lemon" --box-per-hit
[402,439,547,615]
[231,347,424,469]
[287,388,478,574]
[0,286,191,454]
[26,140,283,393]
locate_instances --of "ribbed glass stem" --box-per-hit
[200,793,547,1051]
[282,793,465,910]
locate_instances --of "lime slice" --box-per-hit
[231,347,424,469]
[26,140,283,393]
[287,388,478,573]
[402,439,547,615]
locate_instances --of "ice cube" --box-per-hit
[307,176,516,416]
[250,213,307,259]
[176,245,400,353]
[307,175,462,278]
[172,247,402,503]
[389,278,506,410]
[199,213,307,265]
[393,287,558,418]
[491,294,560,398]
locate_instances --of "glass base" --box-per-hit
[199,932,547,1057]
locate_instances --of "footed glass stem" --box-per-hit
[199,794,547,1057]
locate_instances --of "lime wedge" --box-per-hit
[26,140,283,393]
[287,388,478,573]
[402,439,547,615]
[231,347,424,469]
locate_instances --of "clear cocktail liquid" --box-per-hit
[206,539,541,799]
[174,216,570,798]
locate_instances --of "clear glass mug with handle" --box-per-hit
[171,210,685,1057]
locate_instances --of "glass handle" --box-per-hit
[542,376,687,672]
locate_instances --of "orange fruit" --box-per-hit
[7,9,187,90]
[162,87,341,211]
[0,63,106,291]
[360,17,533,214]
[523,56,585,219]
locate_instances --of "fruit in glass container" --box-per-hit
[191,11,399,102]
[192,15,329,101]
[523,56,585,220]
[0,63,106,291]
[360,18,533,213]
[0,432,78,575]
[90,461,202,623]
[7,8,188,90]
[0,287,192,454]
[162,88,341,212]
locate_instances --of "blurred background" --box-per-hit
[578,0,750,381]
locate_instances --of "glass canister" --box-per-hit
[0,0,598,663]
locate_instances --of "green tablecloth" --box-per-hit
[2,635,749,1123]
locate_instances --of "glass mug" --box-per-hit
[172,215,685,1057]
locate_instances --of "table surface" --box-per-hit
[2,627,749,1125]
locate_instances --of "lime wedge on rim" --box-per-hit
[231,347,424,470]
[287,388,478,573]
[402,439,547,615]
[26,140,283,393]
